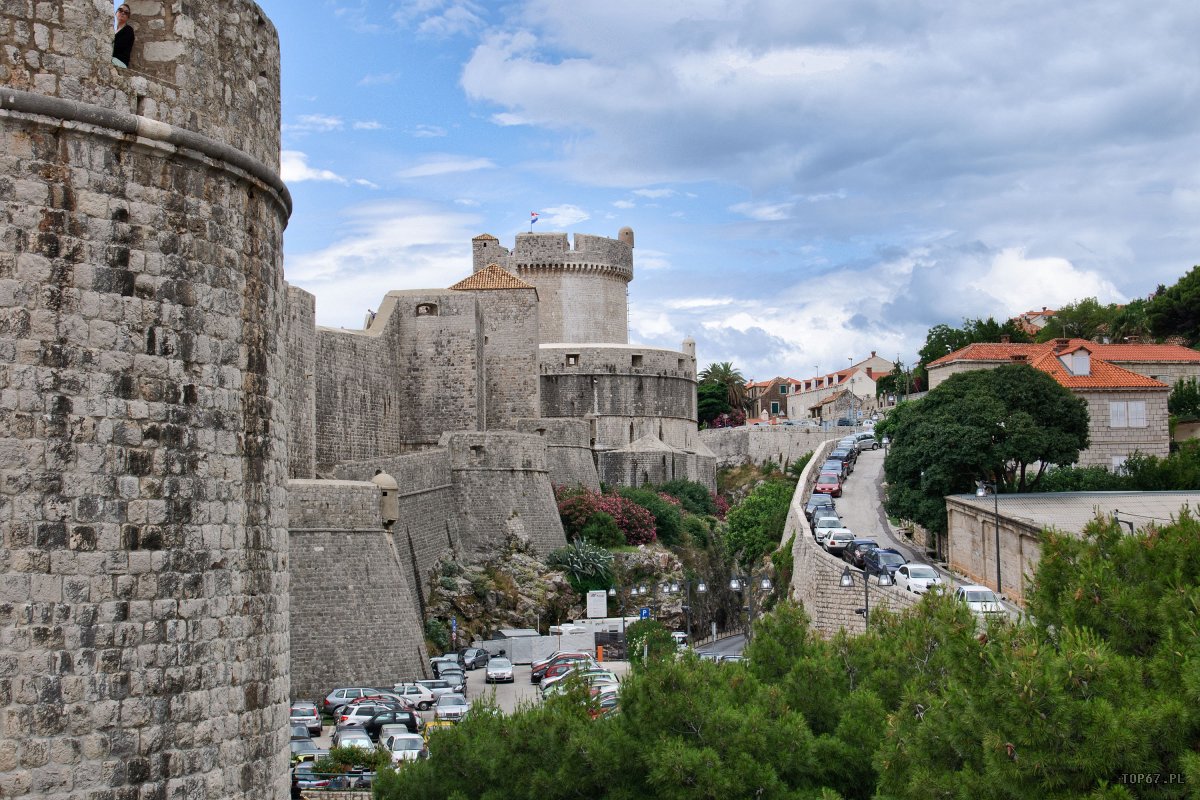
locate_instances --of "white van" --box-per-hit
[670,631,688,648]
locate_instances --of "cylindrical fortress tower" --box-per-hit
[1,3,291,799]
[472,230,633,344]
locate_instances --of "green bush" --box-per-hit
[771,534,795,589]
[785,451,813,479]
[618,487,684,546]
[578,510,623,548]
[625,618,676,668]
[1169,377,1200,420]
[725,480,793,568]
[682,514,711,547]
[657,479,718,516]
[424,619,450,653]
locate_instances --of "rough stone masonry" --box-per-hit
[1,1,292,798]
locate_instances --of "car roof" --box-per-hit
[959,583,993,592]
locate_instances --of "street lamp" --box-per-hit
[838,565,892,630]
[975,481,1002,594]
[729,574,773,639]
[881,435,890,458]
[661,579,708,645]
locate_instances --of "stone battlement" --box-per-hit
[472,231,633,281]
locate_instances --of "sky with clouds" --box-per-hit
[254,0,1200,381]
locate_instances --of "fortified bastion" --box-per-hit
[1,2,291,798]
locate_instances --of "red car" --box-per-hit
[531,652,595,684]
[813,472,843,498]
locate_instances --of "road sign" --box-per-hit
[639,607,650,620]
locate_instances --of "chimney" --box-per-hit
[870,351,876,358]
[1053,338,1070,353]
[1042,306,1048,312]
[865,367,873,378]
[1000,334,1010,344]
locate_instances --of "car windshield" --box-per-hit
[391,738,423,750]
[907,566,936,579]
[291,708,316,717]
[967,590,997,602]
[489,659,512,669]
[815,517,839,528]
[439,697,466,707]
[880,553,906,566]
[816,475,838,484]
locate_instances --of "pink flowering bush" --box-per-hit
[711,492,729,520]
[555,485,657,546]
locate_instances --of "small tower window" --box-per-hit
[631,355,643,368]
[416,303,438,316]
[566,353,579,366]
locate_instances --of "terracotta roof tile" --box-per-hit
[929,339,1172,391]
[1027,350,1167,391]
[1089,342,1200,362]
[449,264,534,291]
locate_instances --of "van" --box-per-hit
[670,631,688,648]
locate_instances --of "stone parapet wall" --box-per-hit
[945,497,1042,605]
[786,441,920,635]
[1,1,281,169]
[467,288,540,430]
[700,427,851,468]
[285,285,317,478]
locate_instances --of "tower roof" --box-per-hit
[449,264,535,291]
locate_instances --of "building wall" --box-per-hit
[312,291,481,471]
[926,360,997,390]
[287,480,430,702]
[699,428,851,468]
[464,288,541,431]
[944,497,1042,605]
[1108,360,1200,388]
[0,2,291,797]
[1077,390,1170,467]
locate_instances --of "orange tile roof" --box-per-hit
[1027,349,1166,391]
[449,264,534,291]
[929,339,1171,391]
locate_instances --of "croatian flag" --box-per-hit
[530,211,539,224]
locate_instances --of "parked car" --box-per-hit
[541,668,618,696]
[363,708,423,740]
[457,647,491,670]
[323,687,380,716]
[434,693,470,722]
[695,650,720,662]
[805,494,836,521]
[843,538,880,568]
[539,660,593,685]
[290,738,325,762]
[829,448,856,471]
[895,563,944,594]
[385,733,428,765]
[331,726,374,749]
[289,701,322,736]
[820,459,849,480]
[429,655,460,677]
[337,702,399,730]
[290,724,310,741]
[824,530,856,554]
[292,763,332,790]
[814,473,843,498]
[853,431,880,450]
[484,657,514,683]
[436,667,467,695]
[955,584,1006,619]
[812,515,848,545]
[416,679,458,698]
[531,652,595,683]
[392,682,438,711]
[863,547,907,578]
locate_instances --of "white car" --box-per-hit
[385,733,427,764]
[393,681,438,710]
[894,563,943,594]
[954,584,1005,618]
[824,530,855,554]
[812,516,846,545]
[434,693,469,722]
[484,657,514,684]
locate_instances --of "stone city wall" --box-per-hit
[0,2,291,797]
[700,426,851,468]
[443,431,567,559]
[284,285,317,478]
[287,480,429,703]
[539,345,696,421]
[463,287,540,431]
[944,497,1043,606]
[516,418,600,490]
[786,441,920,635]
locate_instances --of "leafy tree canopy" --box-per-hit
[1169,377,1200,420]
[697,381,732,426]
[699,361,749,411]
[878,364,1089,534]
[1035,296,1127,343]
[725,480,794,568]
[1148,265,1200,344]
[916,317,1030,384]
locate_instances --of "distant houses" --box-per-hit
[928,338,1200,468]
[744,352,896,423]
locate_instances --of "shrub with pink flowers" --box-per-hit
[555,485,657,546]
[711,492,729,520]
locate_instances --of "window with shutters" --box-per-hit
[1128,400,1146,427]
[1109,401,1128,428]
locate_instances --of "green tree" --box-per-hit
[1035,296,1124,342]
[916,317,1030,385]
[697,381,732,426]
[786,451,814,480]
[1147,265,1200,344]
[699,361,748,411]
[725,480,794,568]
[578,510,623,548]
[1169,377,1200,420]
[657,479,718,516]
[881,364,1089,534]
[546,540,614,594]
[625,618,676,667]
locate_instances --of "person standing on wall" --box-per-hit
[112,4,134,68]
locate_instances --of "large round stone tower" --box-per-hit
[472,229,633,344]
[0,2,291,798]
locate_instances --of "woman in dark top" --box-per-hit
[112,4,133,68]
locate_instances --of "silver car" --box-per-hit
[484,657,514,684]
[434,693,469,722]
[895,563,943,594]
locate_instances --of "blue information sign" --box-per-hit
[639,607,650,620]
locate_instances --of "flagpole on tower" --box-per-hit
[530,211,539,233]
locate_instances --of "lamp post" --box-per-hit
[881,435,890,458]
[838,565,892,630]
[661,579,708,644]
[975,481,1002,594]
[729,574,773,639]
